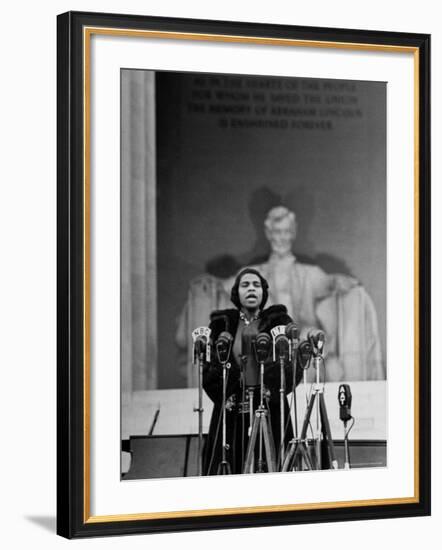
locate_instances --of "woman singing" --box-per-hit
[202,268,303,475]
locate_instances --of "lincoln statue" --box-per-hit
[176,206,383,386]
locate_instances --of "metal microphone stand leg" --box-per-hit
[343,420,353,469]
[243,361,276,474]
[309,353,338,471]
[312,356,323,470]
[243,407,276,473]
[284,356,337,472]
[248,387,255,472]
[319,392,338,470]
[307,353,338,471]
[282,387,316,472]
[285,353,301,471]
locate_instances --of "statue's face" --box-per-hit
[266,216,295,257]
[238,273,263,311]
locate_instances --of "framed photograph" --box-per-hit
[57,11,431,538]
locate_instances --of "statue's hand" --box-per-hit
[333,274,359,294]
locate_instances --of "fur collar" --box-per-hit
[210,304,289,339]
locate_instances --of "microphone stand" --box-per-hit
[343,419,351,470]
[243,356,276,473]
[282,341,338,472]
[313,348,339,470]
[248,386,255,472]
[192,328,211,477]
[240,355,246,471]
[195,348,205,476]
[291,350,299,442]
[279,354,286,468]
[341,414,355,470]
[313,353,323,469]
[270,327,290,470]
[217,360,232,475]
[285,336,301,470]
[338,384,355,470]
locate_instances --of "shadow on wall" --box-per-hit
[205,186,354,278]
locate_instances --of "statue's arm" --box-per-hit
[330,273,359,293]
[311,265,359,298]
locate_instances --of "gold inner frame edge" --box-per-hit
[82,26,421,524]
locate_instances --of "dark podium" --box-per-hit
[122,435,386,480]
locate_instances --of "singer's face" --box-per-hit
[238,273,263,310]
[266,216,295,257]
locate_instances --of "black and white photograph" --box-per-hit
[121,69,387,480]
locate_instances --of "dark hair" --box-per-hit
[230,268,269,310]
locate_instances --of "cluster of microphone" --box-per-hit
[193,325,352,413]
[192,323,352,412]
[193,325,326,366]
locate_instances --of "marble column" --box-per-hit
[121,70,157,393]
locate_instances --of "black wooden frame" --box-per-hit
[57,11,431,538]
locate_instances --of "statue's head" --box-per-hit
[264,206,297,257]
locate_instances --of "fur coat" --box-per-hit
[202,305,303,475]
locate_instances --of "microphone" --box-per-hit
[285,322,299,361]
[339,384,353,470]
[192,326,211,475]
[241,325,257,369]
[338,384,352,423]
[215,331,233,365]
[192,326,211,363]
[271,325,289,362]
[297,339,313,369]
[285,322,299,344]
[254,332,272,364]
[276,335,290,362]
[307,329,325,355]
[194,337,206,354]
[298,340,313,356]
